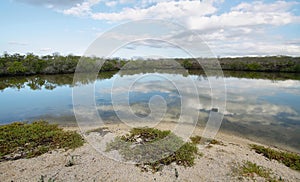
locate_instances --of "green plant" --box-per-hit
[238,161,278,181]
[247,62,262,71]
[294,63,300,72]
[0,121,84,161]
[190,135,202,144]
[182,60,193,69]
[121,127,171,143]
[209,139,222,145]
[190,135,223,145]
[106,127,201,172]
[250,144,300,171]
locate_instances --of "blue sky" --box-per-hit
[1,0,300,58]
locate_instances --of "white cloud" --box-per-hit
[187,1,299,30]
[105,1,117,7]
[231,1,298,13]
[61,0,300,56]
[62,0,300,31]
[63,0,101,16]
[119,0,135,4]
[91,1,216,21]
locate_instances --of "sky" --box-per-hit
[1,0,300,58]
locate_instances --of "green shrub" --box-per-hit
[190,135,202,144]
[106,127,201,172]
[238,161,278,181]
[182,60,193,69]
[190,135,223,145]
[121,127,171,143]
[250,144,300,171]
[0,121,84,161]
[294,63,300,72]
[247,62,262,71]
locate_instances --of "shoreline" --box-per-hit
[1,122,298,181]
[62,121,300,154]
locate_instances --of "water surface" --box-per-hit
[0,71,299,152]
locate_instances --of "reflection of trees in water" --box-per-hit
[188,70,300,81]
[0,71,116,91]
[0,70,299,91]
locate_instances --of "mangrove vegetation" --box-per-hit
[0,53,300,77]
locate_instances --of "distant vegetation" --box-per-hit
[0,53,300,76]
[0,53,123,76]
[177,56,300,72]
[0,121,84,161]
[250,144,300,171]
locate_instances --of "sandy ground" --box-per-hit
[0,122,299,182]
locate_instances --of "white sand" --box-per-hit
[0,122,299,182]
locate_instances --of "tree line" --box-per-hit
[0,53,124,76]
[1,53,300,76]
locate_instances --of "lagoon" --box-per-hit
[0,71,299,152]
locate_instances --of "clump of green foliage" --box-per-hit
[190,135,223,145]
[0,121,84,161]
[250,144,300,171]
[120,127,171,143]
[190,135,202,144]
[247,62,262,71]
[238,161,278,181]
[106,127,201,172]
[294,63,300,72]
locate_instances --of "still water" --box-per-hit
[0,71,299,152]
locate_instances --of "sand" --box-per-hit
[0,122,299,182]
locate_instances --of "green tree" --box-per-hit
[7,61,26,74]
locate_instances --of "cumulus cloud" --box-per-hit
[91,1,217,21]
[63,0,101,16]
[60,0,300,56]
[105,1,117,7]
[187,1,299,30]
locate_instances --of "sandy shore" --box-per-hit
[1,122,299,181]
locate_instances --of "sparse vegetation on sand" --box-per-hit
[0,121,84,161]
[189,135,223,145]
[236,161,280,181]
[106,127,201,172]
[250,144,300,171]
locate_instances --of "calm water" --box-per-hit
[0,71,300,152]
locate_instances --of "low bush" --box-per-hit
[0,121,84,161]
[106,127,201,172]
[250,144,300,171]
